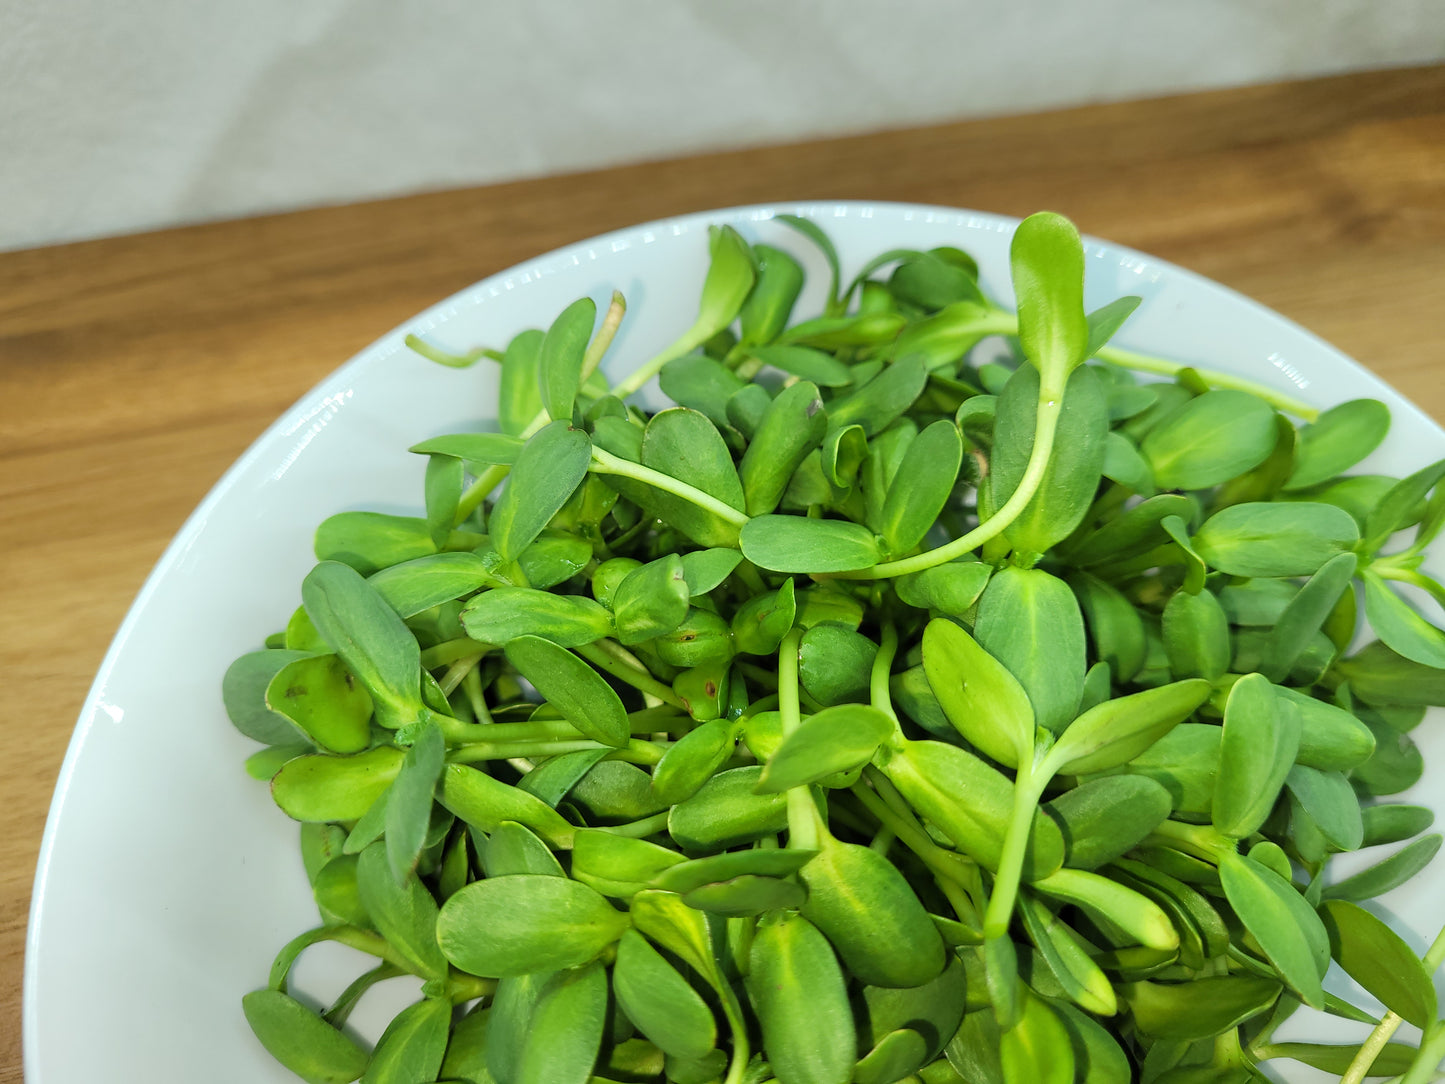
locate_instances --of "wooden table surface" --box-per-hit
[2,63,1442,1078]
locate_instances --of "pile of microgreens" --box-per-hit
[225,212,1445,1084]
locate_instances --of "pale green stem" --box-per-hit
[834,380,1065,579]
[1147,819,1236,865]
[404,334,503,367]
[1343,920,1445,1084]
[583,290,627,376]
[1340,1012,1404,1084]
[611,319,712,400]
[439,653,484,696]
[461,667,493,725]
[851,779,975,890]
[982,768,1049,940]
[870,623,900,723]
[776,627,820,850]
[450,738,665,766]
[448,739,606,763]
[577,640,688,709]
[1095,344,1320,421]
[589,446,751,529]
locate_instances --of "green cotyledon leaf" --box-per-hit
[799,834,948,989]
[921,617,1034,769]
[302,560,421,729]
[1010,212,1090,386]
[755,704,896,793]
[1193,501,1360,578]
[1218,850,1328,1008]
[877,419,963,556]
[1213,674,1299,839]
[1285,398,1391,491]
[1320,899,1437,1028]
[612,929,718,1061]
[489,420,592,563]
[991,362,1108,557]
[974,567,1086,736]
[746,913,855,1084]
[1141,389,1277,490]
[539,296,597,423]
[511,961,608,1084]
[737,379,828,517]
[741,514,882,574]
[242,989,370,1084]
[436,874,627,977]
[360,996,450,1084]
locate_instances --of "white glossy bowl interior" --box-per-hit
[25,202,1445,1083]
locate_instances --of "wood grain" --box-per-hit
[2,63,1442,1078]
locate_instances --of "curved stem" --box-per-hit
[589,446,750,529]
[870,623,900,723]
[1348,920,1445,1083]
[1095,344,1319,421]
[577,640,688,709]
[835,380,1065,579]
[776,628,821,851]
[1340,1012,1404,1084]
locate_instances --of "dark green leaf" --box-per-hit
[746,913,856,1084]
[739,243,804,345]
[385,721,446,883]
[826,356,928,436]
[974,567,1086,735]
[922,617,1034,768]
[368,553,495,618]
[459,588,612,648]
[1218,851,1327,1008]
[740,514,882,573]
[1320,899,1437,1027]
[668,766,789,852]
[498,329,545,436]
[613,929,717,1061]
[798,624,877,707]
[1322,835,1442,901]
[1285,399,1391,490]
[356,842,448,981]
[423,454,464,549]
[303,561,421,728]
[1213,674,1299,839]
[439,763,575,847]
[879,420,963,555]
[242,989,370,1084]
[1194,501,1359,578]
[1044,679,1211,777]
[1141,390,1277,490]
[512,961,608,1084]
[1044,775,1172,870]
[1363,572,1445,668]
[436,875,626,977]
[273,746,405,823]
[738,380,828,516]
[224,649,316,746]
[361,996,450,1084]
[315,512,439,576]
[756,704,896,793]
[991,363,1108,556]
[490,420,592,562]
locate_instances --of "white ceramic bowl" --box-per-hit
[24,202,1445,1083]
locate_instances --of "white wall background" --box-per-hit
[2,0,1443,252]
